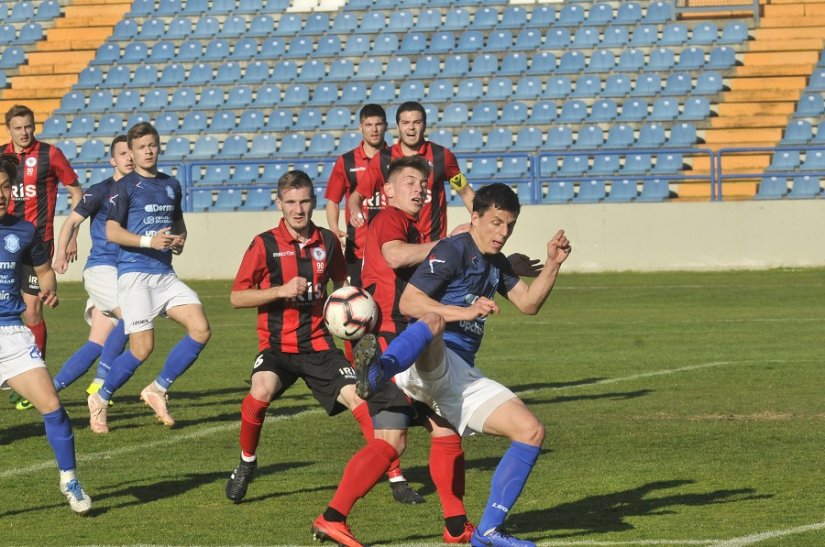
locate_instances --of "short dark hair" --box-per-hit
[127,122,159,148]
[109,135,128,157]
[277,170,315,200]
[396,101,426,125]
[5,105,34,126]
[386,155,431,183]
[359,104,386,122]
[0,153,19,182]
[473,183,521,217]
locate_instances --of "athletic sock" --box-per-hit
[53,341,103,390]
[351,402,404,479]
[43,407,76,472]
[155,335,206,390]
[376,320,433,381]
[430,434,467,518]
[96,319,127,381]
[28,320,47,359]
[99,350,143,402]
[477,441,541,534]
[329,438,398,516]
[239,394,269,458]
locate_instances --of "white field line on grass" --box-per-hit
[709,520,825,546]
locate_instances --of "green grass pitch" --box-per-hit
[2,269,825,546]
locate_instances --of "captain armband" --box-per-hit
[449,173,468,191]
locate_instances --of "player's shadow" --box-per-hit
[509,377,609,393]
[522,389,654,406]
[507,479,773,539]
[0,421,44,444]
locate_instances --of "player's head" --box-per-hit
[276,170,315,234]
[470,183,521,255]
[396,101,426,150]
[0,153,19,218]
[5,104,36,151]
[384,156,430,216]
[358,104,387,150]
[109,135,134,180]
[127,122,160,175]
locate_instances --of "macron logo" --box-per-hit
[428,254,445,273]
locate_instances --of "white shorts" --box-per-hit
[0,325,46,389]
[118,272,202,335]
[83,265,119,326]
[394,346,516,436]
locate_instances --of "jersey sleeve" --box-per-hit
[324,156,348,202]
[50,145,79,186]
[371,210,411,248]
[357,153,384,198]
[407,239,462,298]
[73,183,105,219]
[106,179,129,227]
[443,147,462,180]
[232,236,269,291]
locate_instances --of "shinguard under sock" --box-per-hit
[156,335,206,390]
[43,407,76,472]
[99,350,143,402]
[53,341,103,390]
[329,439,398,517]
[477,441,541,534]
[239,394,269,458]
[96,319,127,380]
[377,320,434,379]
[430,434,467,518]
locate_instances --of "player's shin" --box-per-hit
[329,438,398,516]
[477,441,541,535]
[53,341,103,390]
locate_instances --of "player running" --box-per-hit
[356,183,572,547]
[0,153,91,514]
[50,135,132,397]
[86,122,211,433]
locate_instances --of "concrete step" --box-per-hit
[6,74,78,90]
[730,76,808,90]
[746,38,825,52]
[703,128,784,144]
[734,64,815,77]
[753,27,825,40]
[716,102,796,117]
[723,89,803,102]
[710,115,790,128]
[36,39,107,52]
[742,50,821,66]
[2,87,69,100]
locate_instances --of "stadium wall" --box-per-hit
[55,199,825,281]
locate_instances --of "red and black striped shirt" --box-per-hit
[323,140,381,262]
[232,219,347,353]
[2,139,78,244]
[357,140,462,243]
[361,207,420,335]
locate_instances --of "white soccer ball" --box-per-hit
[323,286,378,340]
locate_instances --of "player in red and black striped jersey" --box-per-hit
[324,104,388,288]
[225,170,414,511]
[2,105,82,364]
[348,101,475,243]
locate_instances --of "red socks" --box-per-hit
[28,320,47,358]
[329,438,398,516]
[239,394,269,458]
[429,434,467,518]
[351,402,404,478]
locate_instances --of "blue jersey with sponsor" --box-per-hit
[107,171,183,275]
[407,232,520,365]
[0,215,48,326]
[74,176,119,269]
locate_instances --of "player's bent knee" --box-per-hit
[375,429,407,455]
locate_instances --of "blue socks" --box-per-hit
[53,341,102,391]
[96,319,127,380]
[477,441,541,535]
[156,335,206,390]
[375,320,434,383]
[43,407,76,472]
[100,350,143,402]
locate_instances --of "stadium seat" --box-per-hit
[304,13,330,34]
[545,28,571,50]
[212,188,242,212]
[374,33,399,55]
[400,32,427,55]
[488,78,513,101]
[196,87,225,110]
[112,90,140,112]
[528,101,557,124]
[468,103,497,126]
[621,154,653,175]
[154,113,179,134]
[545,126,573,149]
[295,108,323,131]
[754,176,788,200]
[285,37,313,58]
[56,139,78,161]
[543,181,575,204]
[558,51,586,74]
[215,62,242,85]
[260,37,286,59]
[573,76,601,98]
[220,135,248,158]
[557,4,585,26]
[558,100,587,124]
[690,22,718,45]
[159,64,186,87]
[139,18,165,41]
[413,56,441,79]
[676,47,706,70]
[40,116,68,138]
[585,3,613,26]
[616,1,643,24]
[142,89,168,111]
[170,88,196,111]
[617,48,646,72]
[643,0,674,23]
[192,16,220,39]
[528,4,556,27]
[637,179,671,202]
[249,134,276,158]
[652,153,684,174]
[681,97,711,121]
[650,98,680,122]
[501,102,528,125]
[210,112,237,134]
[76,67,103,89]
[637,123,667,148]
[18,23,43,44]
[630,25,658,47]
[457,79,483,102]
[231,38,259,60]
[244,188,273,211]
[604,75,632,98]
[279,134,307,157]
[160,136,188,161]
[467,157,497,180]
[103,65,131,88]
[767,150,801,172]
[486,128,513,151]
[515,76,544,100]
[646,47,676,71]
[190,189,213,212]
[801,149,825,171]
[456,30,484,53]
[663,73,692,96]
[442,103,469,126]
[67,116,94,137]
[590,153,620,175]
[619,99,649,122]
[602,26,628,48]
[587,50,616,73]
[454,128,483,153]
[719,21,749,44]
[167,18,192,39]
[574,179,606,203]
[707,46,736,69]
[782,120,813,145]
[605,125,635,149]
[78,139,106,162]
[191,136,220,160]
[588,100,617,123]
[181,111,208,133]
[248,15,274,36]
[558,154,588,176]
[668,122,698,147]
[572,27,599,49]
[125,113,149,129]
[513,127,543,151]
[429,129,453,148]
[604,179,637,202]
[787,175,823,199]
[177,40,203,62]
[661,23,689,46]
[9,1,35,22]
[385,57,411,80]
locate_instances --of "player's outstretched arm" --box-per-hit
[400,284,498,323]
[230,276,308,309]
[381,239,439,269]
[33,262,58,309]
[106,220,177,251]
[53,211,86,274]
[506,229,572,315]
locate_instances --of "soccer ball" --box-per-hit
[323,286,378,340]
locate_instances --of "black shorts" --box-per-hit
[346,257,363,288]
[21,240,53,296]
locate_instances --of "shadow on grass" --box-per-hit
[523,389,654,406]
[509,378,609,393]
[509,479,773,539]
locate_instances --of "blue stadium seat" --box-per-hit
[139,18,165,41]
[260,37,286,59]
[467,157,497,180]
[782,120,813,145]
[661,23,689,46]
[588,99,617,123]
[192,16,220,39]
[244,188,273,211]
[528,101,557,124]
[56,139,77,161]
[572,27,599,49]
[249,14,275,37]
[621,154,653,175]
[605,179,638,202]
[76,66,103,89]
[487,30,513,52]
[650,98,679,122]
[279,134,307,157]
[299,59,326,82]
[637,179,671,202]
[681,97,711,120]
[801,149,825,171]
[605,124,635,149]
[690,22,718,45]
[668,122,698,147]
[545,126,573,149]
[87,90,113,113]
[40,116,67,138]
[796,94,825,117]
[456,78,483,101]
[575,124,605,149]
[190,189,213,212]
[203,39,230,61]
[121,42,148,64]
[754,176,788,200]
[79,139,106,162]
[19,23,44,44]
[285,37,313,58]
[501,101,528,124]
[295,108,322,131]
[112,90,140,112]
[443,54,469,77]
[196,87,225,110]
[637,123,667,148]
[328,59,354,81]
[416,8,442,31]
[766,150,800,171]
[9,1,34,22]
[191,136,220,160]
[676,46,706,70]
[177,40,203,62]
[275,13,302,35]
[413,55,441,79]
[573,76,600,98]
[132,65,158,87]
[558,154,588,176]
[603,75,631,97]
[336,132,360,154]
[92,43,119,65]
[282,84,310,106]
[590,153,620,175]
[617,48,645,72]
[338,83,367,106]
[369,82,395,104]
[304,13,330,34]
[652,152,683,174]
[719,21,749,44]
[249,134,276,158]
[310,83,338,105]
[220,135,248,158]
[543,180,575,204]
[167,18,192,39]
[353,58,381,80]
[332,12,358,33]
[270,60,297,83]
[602,26,628,47]
[470,53,498,77]
[469,7,497,29]
[575,179,606,203]
[708,46,736,69]
[468,103,497,126]
[643,0,674,23]
[501,6,528,28]
[154,113,179,134]
[344,35,370,57]
[558,100,587,124]
[212,0,235,14]
[156,0,181,16]
[545,28,571,49]
[125,113,150,129]
[103,65,131,88]
[663,72,693,96]
[557,51,585,73]
[36,0,61,20]
[587,50,616,73]
[234,164,259,185]
[646,47,675,71]
[397,80,423,102]
[500,53,528,76]
[428,79,454,102]
[513,127,543,151]
[586,3,613,25]
[528,5,556,27]
[485,128,513,151]
[454,128,483,153]
[211,188,242,211]
[239,109,266,132]
[67,118,95,139]
[324,107,351,130]
[456,30,484,53]
[787,175,823,199]
[630,24,658,47]
[231,38,258,60]
[210,111,237,134]
[385,57,411,79]
[181,111,208,133]
[374,33,399,55]
[488,77,513,101]
[400,32,427,55]
[170,88,196,110]
[143,88,169,111]
[632,74,662,97]
[429,30,456,54]
[558,4,585,26]
[429,130,453,148]
[215,62,242,85]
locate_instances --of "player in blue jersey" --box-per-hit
[0,153,92,514]
[355,183,571,547]
[49,135,132,399]
[86,122,211,433]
